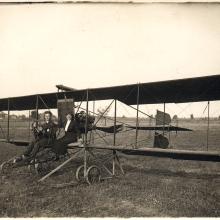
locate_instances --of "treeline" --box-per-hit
[0,111,57,120]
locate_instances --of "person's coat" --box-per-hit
[53,119,80,155]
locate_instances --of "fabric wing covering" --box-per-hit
[95,124,123,133]
[0,75,220,111]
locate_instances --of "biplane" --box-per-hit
[0,74,220,185]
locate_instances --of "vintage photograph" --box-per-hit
[0,1,219,217]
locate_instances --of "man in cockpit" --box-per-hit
[15,111,57,162]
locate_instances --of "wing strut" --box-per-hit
[7,98,10,141]
[36,95,39,121]
[135,84,140,148]
[113,99,117,146]
[207,101,210,151]
[163,102,165,136]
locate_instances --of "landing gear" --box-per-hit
[86,165,101,185]
[76,165,101,184]
[0,160,13,174]
[75,165,84,182]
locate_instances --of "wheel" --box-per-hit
[86,165,101,185]
[75,165,85,182]
[0,161,13,174]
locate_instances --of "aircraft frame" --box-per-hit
[0,75,220,184]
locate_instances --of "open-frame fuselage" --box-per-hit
[0,75,220,183]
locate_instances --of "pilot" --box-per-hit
[21,120,43,159]
[52,113,81,155]
[15,111,58,162]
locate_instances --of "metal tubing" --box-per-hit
[83,89,89,178]
[36,95,39,121]
[93,100,95,117]
[118,100,175,129]
[7,98,10,141]
[38,95,49,110]
[93,100,95,126]
[112,150,116,176]
[76,99,84,114]
[79,105,131,127]
[148,116,152,138]
[93,99,114,127]
[135,84,140,148]
[207,101,210,151]
[113,99,117,146]
[92,100,95,143]
[115,153,125,175]
[28,110,31,141]
[113,99,117,175]
[38,149,82,182]
[87,149,113,176]
[84,148,87,178]
[124,102,152,119]
[94,129,109,145]
[73,99,75,117]
[85,89,89,145]
[163,102,166,135]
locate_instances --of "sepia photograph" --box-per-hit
[0,1,219,217]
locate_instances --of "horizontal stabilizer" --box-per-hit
[127,125,192,131]
[95,124,123,133]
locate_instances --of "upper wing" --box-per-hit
[0,74,220,111]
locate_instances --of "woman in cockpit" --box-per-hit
[53,113,80,155]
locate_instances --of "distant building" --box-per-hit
[0,111,7,119]
[18,115,27,120]
[10,115,17,119]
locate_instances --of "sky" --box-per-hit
[0,3,220,117]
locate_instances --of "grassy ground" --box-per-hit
[0,119,219,217]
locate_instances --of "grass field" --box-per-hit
[0,118,219,217]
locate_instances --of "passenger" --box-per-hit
[52,113,80,155]
[14,111,58,162]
